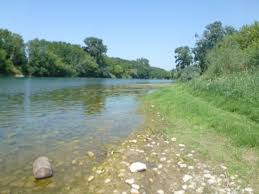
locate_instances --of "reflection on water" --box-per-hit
[0,78,171,193]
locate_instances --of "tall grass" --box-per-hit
[187,71,259,123]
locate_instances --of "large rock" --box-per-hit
[33,156,53,179]
[129,162,147,172]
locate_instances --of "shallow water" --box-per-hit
[0,77,171,193]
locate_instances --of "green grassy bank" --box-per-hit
[143,71,259,189]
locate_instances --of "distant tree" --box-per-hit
[0,29,27,75]
[174,46,193,70]
[83,37,107,65]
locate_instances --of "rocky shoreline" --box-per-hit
[67,103,254,194]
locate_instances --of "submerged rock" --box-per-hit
[33,156,53,179]
[129,162,147,172]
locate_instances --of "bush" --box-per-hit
[176,65,201,81]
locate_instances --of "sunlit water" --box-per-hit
[0,78,171,193]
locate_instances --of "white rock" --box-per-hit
[131,188,139,194]
[87,151,95,158]
[174,190,185,194]
[207,178,216,185]
[129,162,147,172]
[160,157,166,162]
[125,178,135,185]
[157,190,164,194]
[131,184,140,190]
[179,144,185,147]
[171,137,177,142]
[158,164,163,169]
[196,187,204,193]
[87,175,94,182]
[244,187,253,193]
[183,175,192,182]
[182,185,187,190]
[104,178,111,183]
[188,166,194,170]
[220,164,227,170]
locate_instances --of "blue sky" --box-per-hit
[1,0,259,70]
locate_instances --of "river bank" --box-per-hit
[71,85,258,194]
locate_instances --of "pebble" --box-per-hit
[129,162,147,172]
[220,164,227,170]
[174,190,185,194]
[131,188,139,194]
[87,151,95,158]
[131,184,140,190]
[157,190,164,194]
[87,176,94,182]
[171,137,176,142]
[179,144,185,147]
[125,178,135,185]
[160,157,166,162]
[182,185,187,190]
[104,179,111,184]
[183,175,192,182]
[244,187,253,193]
[196,187,204,193]
[71,159,76,164]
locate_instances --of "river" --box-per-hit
[0,77,172,193]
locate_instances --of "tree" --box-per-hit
[192,21,226,72]
[83,37,107,65]
[174,46,192,70]
[0,29,27,75]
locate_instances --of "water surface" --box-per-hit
[0,77,171,193]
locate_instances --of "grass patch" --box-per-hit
[143,84,259,189]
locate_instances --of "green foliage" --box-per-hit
[0,29,26,75]
[192,21,235,72]
[83,37,107,66]
[104,56,170,79]
[27,39,97,77]
[0,28,170,79]
[204,22,259,77]
[174,46,192,69]
[175,65,201,81]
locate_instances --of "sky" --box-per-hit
[1,0,259,70]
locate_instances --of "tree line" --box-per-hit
[173,21,259,80]
[0,29,171,79]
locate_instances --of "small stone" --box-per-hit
[183,175,192,182]
[174,190,185,194]
[87,176,94,182]
[96,169,103,174]
[131,184,140,190]
[87,151,95,158]
[160,157,166,162]
[72,159,76,165]
[220,164,227,170]
[171,137,176,142]
[33,156,53,179]
[196,187,204,193]
[179,144,185,147]
[187,153,193,157]
[158,164,163,169]
[129,162,147,172]
[244,187,253,193]
[207,178,216,185]
[104,178,111,184]
[157,190,164,194]
[182,185,187,190]
[131,188,139,194]
[188,166,194,170]
[125,178,135,185]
